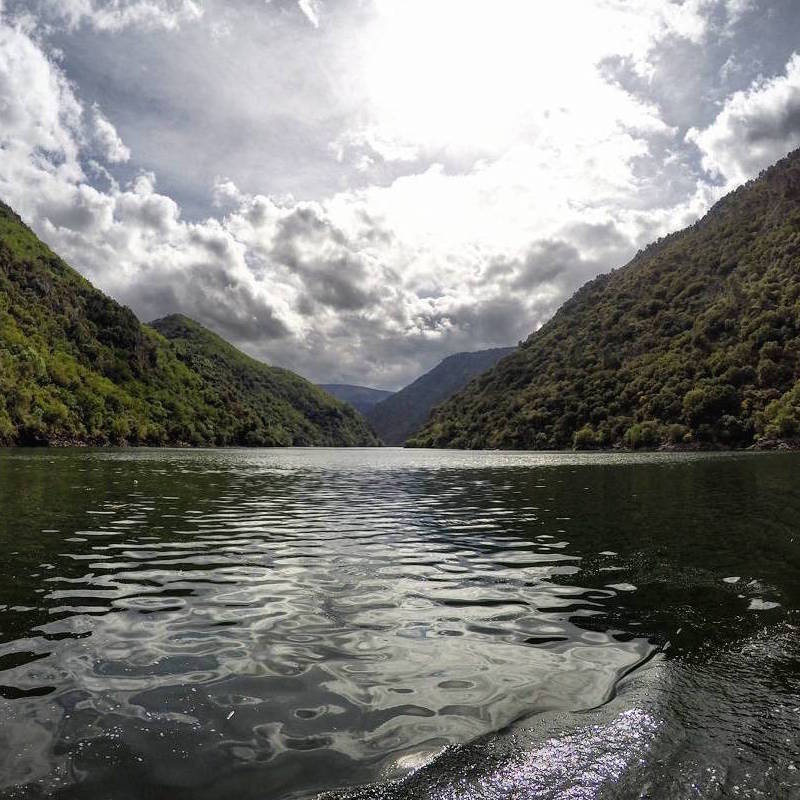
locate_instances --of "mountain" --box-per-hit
[317,384,394,414]
[150,315,379,446]
[367,348,516,445]
[410,150,800,450]
[0,201,377,447]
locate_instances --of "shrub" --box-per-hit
[573,425,597,450]
[667,423,689,444]
[624,421,662,449]
[682,384,739,426]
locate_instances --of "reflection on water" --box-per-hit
[0,448,798,799]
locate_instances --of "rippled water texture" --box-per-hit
[0,448,798,799]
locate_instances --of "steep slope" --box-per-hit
[367,348,516,445]
[411,150,800,450]
[317,384,394,414]
[0,201,376,447]
[151,315,378,446]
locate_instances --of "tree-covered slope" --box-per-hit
[0,200,376,447]
[411,150,800,450]
[367,347,516,445]
[317,384,393,414]
[151,315,378,446]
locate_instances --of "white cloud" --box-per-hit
[725,0,756,25]
[0,14,84,190]
[90,104,131,162]
[687,52,800,187]
[21,0,203,32]
[656,0,715,45]
[297,0,322,28]
[211,177,242,208]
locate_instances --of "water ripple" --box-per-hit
[0,448,797,799]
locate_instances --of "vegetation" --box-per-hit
[0,202,377,447]
[368,347,515,445]
[152,315,378,446]
[410,149,800,450]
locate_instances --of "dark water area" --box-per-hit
[0,448,797,799]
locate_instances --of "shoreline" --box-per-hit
[2,439,800,452]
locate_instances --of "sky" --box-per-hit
[2,1,800,389]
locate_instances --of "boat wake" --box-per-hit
[318,619,800,800]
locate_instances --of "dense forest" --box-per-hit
[152,315,378,446]
[411,149,800,450]
[0,202,377,447]
[368,347,515,445]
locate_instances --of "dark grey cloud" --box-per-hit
[562,221,632,254]
[272,206,378,312]
[273,207,348,250]
[131,261,291,344]
[744,97,800,144]
[483,237,617,302]
[40,193,108,233]
[293,298,526,389]
[301,267,375,312]
[446,296,533,347]
[511,242,580,290]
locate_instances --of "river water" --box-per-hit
[0,448,797,799]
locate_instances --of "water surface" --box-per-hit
[0,448,798,798]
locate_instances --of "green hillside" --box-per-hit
[151,315,379,446]
[411,150,800,450]
[0,201,377,447]
[367,348,515,445]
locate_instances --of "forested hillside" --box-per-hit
[152,315,378,446]
[411,150,800,450]
[368,347,515,445]
[0,201,376,447]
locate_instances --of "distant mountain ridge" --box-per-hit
[0,200,377,447]
[318,384,394,415]
[367,347,516,445]
[411,149,800,450]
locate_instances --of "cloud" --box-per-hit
[687,52,800,187]
[354,1,681,164]
[655,0,716,45]
[271,208,377,313]
[0,15,82,166]
[296,0,322,28]
[90,104,131,162]
[43,177,296,347]
[12,0,203,32]
[510,242,585,290]
[724,0,756,25]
